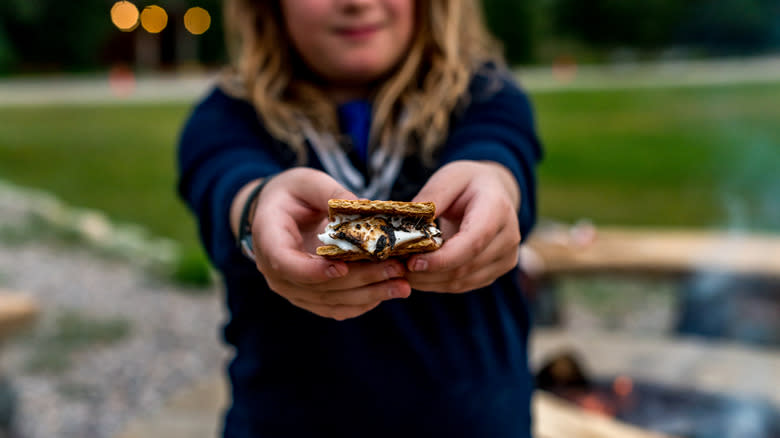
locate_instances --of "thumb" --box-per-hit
[281,169,358,210]
[411,165,469,218]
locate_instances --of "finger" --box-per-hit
[289,298,383,321]
[465,249,520,290]
[261,267,337,301]
[407,249,517,293]
[405,235,497,285]
[284,258,406,290]
[408,191,516,273]
[254,169,355,248]
[407,208,502,274]
[301,278,411,306]
[258,247,349,284]
[317,260,406,291]
[252,170,359,282]
[254,199,348,283]
[276,168,358,210]
[271,272,411,306]
[406,223,519,292]
[410,166,470,218]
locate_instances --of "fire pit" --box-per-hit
[536,351,780,437]
[609,379,780,438]
[532,331,780,438]
[525,225,780,437]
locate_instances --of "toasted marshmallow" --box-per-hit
[317,200,443,261]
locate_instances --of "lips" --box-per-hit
[335,24,382,39]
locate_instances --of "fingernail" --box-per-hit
[412,259,428,272]
[326,265,343,279]
[388,286,404,299]
[385,264,401,279]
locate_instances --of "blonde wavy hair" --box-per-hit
[222,0,503,164]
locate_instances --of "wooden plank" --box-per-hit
[524,227,780,280]
[534,390,673,438]
[0,291,39,338]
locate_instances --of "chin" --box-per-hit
[334,49,401,79]
[338,60,397,83]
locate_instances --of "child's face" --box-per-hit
[281,0,414,87]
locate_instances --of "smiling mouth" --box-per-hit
[335,24,382,38]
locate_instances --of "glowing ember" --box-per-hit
[613,375,634,398]
[577,393,616,417]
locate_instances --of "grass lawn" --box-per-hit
[531,82,780,231]
[0,81,778,262]
[0,103,201,250]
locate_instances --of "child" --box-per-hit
[177,0,542,436]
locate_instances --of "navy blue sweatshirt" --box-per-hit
[177,70,542,438]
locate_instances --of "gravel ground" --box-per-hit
[0,244,677,438]
[0,241,229,438]
[0,182,680,438]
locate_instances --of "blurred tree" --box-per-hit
[0,22,19,74]
[550,0,780,55]
[482,0,538,64]
[679,0,780,54]
[0,0,26,74]
[551,0,684,49]
[0,0,113,72]
[0,0,226,74]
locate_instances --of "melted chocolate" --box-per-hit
[375,235,387,253]
[334,231,363,248]
[380,222,397,250]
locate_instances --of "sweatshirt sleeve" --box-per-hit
[177,88,286,270]
[438,71,543,240]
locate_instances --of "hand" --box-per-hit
[404,161,521,293]
[250,168,411,320]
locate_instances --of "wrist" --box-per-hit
[480,161,520,209]
[235,174,277,260]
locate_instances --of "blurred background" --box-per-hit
[0,1,779,438]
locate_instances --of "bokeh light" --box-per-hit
[184,7,211,35]
[612,375,634,398]
[111,1,140,32]
[140,5,168,34]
